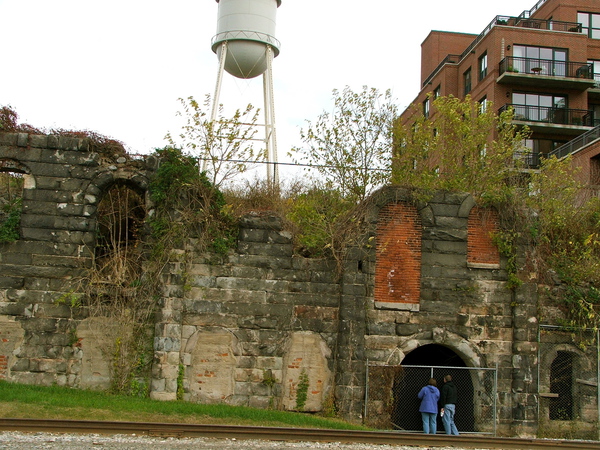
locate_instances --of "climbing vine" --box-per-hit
[295,369,310,411]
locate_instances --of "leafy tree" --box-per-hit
[166,95,264,188]
[393,95,530,204]
[292,86,397,202]
[286,184,355,257]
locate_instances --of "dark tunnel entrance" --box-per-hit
[391,344,475,433]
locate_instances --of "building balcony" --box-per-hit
[514,150,541,169]
[499,104,594,135]
[498,57,595,90]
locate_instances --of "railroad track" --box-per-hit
[0,418,598,450]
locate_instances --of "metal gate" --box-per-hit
[365,364,497,435]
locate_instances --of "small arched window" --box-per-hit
[0,169,24,243]
[94,183,146,286]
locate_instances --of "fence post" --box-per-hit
[494,362,498,437]
[364,359,369,423]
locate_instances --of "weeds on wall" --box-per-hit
[84,147,238,396]
[1,105,126,155]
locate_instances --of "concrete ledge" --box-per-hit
[374,301,420,312]
[467,262,501,270]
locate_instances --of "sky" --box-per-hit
[1,0,533,181]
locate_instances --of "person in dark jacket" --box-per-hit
[440,374,459,435]
[418,378,440,434]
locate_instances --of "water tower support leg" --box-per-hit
[263,45,279,186]
[204,41,228,173]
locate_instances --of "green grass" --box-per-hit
[0,381,367,430]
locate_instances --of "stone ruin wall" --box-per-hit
[0,131,597,438]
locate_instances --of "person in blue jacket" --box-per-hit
[418,378,440,434]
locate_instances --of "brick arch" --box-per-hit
[374,201,422,310]
[467,206,500,267]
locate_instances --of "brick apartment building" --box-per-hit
[399,0,600,185]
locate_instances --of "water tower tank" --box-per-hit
[212,0,281,79]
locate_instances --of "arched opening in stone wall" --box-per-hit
[94,182,146,286]
[391,344,475,432]
[549,350,574,420]
[0,164,25,243]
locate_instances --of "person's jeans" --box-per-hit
[421,411,437,434]
[442,403,459,435]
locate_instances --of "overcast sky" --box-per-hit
[1,0,532,180]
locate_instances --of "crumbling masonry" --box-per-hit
[0,131,597,438]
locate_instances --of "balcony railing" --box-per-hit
[499,104,594,126]
[514,150,542,169]
[460,16,582,60]
[499,57,593,79]
[492,16,582,33]
[549,125,600,159]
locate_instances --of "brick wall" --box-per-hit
[467,206,500,266]
[0,354,7,379]
[374,202,422,305]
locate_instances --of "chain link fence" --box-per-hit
[538,325,600,440]
[364,364,497,435]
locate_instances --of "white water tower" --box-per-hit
[210,0,282,184]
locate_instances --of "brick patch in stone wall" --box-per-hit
[467,206,500,266]
[374,202,422,306]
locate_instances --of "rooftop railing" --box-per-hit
[422,55,461,88]
[423,14,582,87]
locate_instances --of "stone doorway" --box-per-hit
[391,344,476,432]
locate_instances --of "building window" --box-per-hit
[590,103,600,126]
[479,53,488,80]
[512,45,567,76]
[423,98,430,118]
[578,12,600,39]
[433,85,441,99]
[479,96,488,113]
[464,68,472,95]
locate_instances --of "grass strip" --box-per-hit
[0,381,367,430]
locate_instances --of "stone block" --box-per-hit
[239,214,283,231]
[266,268,310,282]
[0,277,24,289]
[237,241,293,257]
[234,381,253,396]
[248,395,272,409]
[227,395,249,406]
[194,288,266,303]
[395,323,420,336]
[229,254,293,270]
[150,391,176,401]
[154,337,181,352]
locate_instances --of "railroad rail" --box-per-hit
[0,418,598,450]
